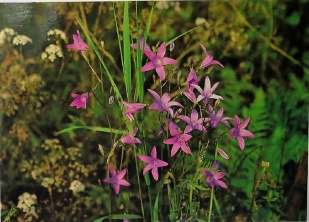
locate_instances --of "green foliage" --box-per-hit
[1,1,308,221]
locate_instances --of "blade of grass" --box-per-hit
[93,213,142,222]
[135,1,155,102]
[123,2,132,100]
[113,3,124,71]
[166,23,205,47]
[56,126,126,135]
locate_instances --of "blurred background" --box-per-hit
[0,1,308,221]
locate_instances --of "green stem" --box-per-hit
[208,187,214,222]
[133,148,145,221]
[208,143,219,222]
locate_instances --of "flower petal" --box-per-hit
[141,62,156,72]
[157,42,166,58]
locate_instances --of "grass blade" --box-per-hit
[123,2,132,100]
[56,126,127,135]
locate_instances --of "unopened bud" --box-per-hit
[169,42,175,51]
[261,161,270,168]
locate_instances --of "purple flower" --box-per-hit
[66,30,88,52]
[183,90,197,103]
[103,167,130,195]
[138,146,169,181]
[70,93,88,109]
[186,71,199,92]
[122,101,145,122]
[121,127,141,146]
[177,109,206,133]
[148,89,183,117]
[130,35,150,51]
[163,121,192,157]
[204,105,232,128]
[141,42,177,80]
[201,161,227,189]
[199,43,224,69]
[192,76,223,104]
[230,115,255,150]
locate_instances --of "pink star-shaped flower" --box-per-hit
[141,42,177,80]
[192,76,223,105]
[103,167,130,195]
[70,93,88,109]
[199,43,224,69]
[138,146,169,181]
[121,127,142,146]
[230,115,255,150]
[121,101,145,122]
[204,105,232,128]
[163,121,192,157]
[148,89,183,117]
[178,109,206,133]
[201,161,227,189]
[66,30,88,52]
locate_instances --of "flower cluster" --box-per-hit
[41,44,64,62]
[66,30,255,195]
[17,192,39,219]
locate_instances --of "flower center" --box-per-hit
[231,127,240,137]
[155,58,162,66]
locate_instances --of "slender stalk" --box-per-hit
[208,187,214,222]
[81,52,102,83]
[133,148,145,221]
[208,142,219,222]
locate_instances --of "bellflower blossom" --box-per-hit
[201,161,227,189]
[121,127,141,146]
[130,35,150,51]
[192,76,223,104]
[121,101,145,122]
[103,167,130,195]
[148,89,183,117]
[141,42,177,80]
[177,109,206,133]
[163,121,192,157]
[199,43,224,69]
[230,115,255,150]
[66,30,88,52]
[138,146,169,181]
[70,93,88,109]
[204,105,231,128]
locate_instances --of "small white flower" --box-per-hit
[69,180,85,193]
[195,17,207,26]
[0,27,17,45]
[155,1,169,10]
[41,44,63,62]
[12,35,32,45]
[47,28,66,40]
[41,177,55,188]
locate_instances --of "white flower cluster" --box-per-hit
[41,29,66,62]
[41,177,55,188]
[69,180,85,194]
[0,28,17,45]
[47,28,66,41]
[155,1,180,13]
[41,44,63,62]
[12,35,33,46]
[17,192,39,219]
